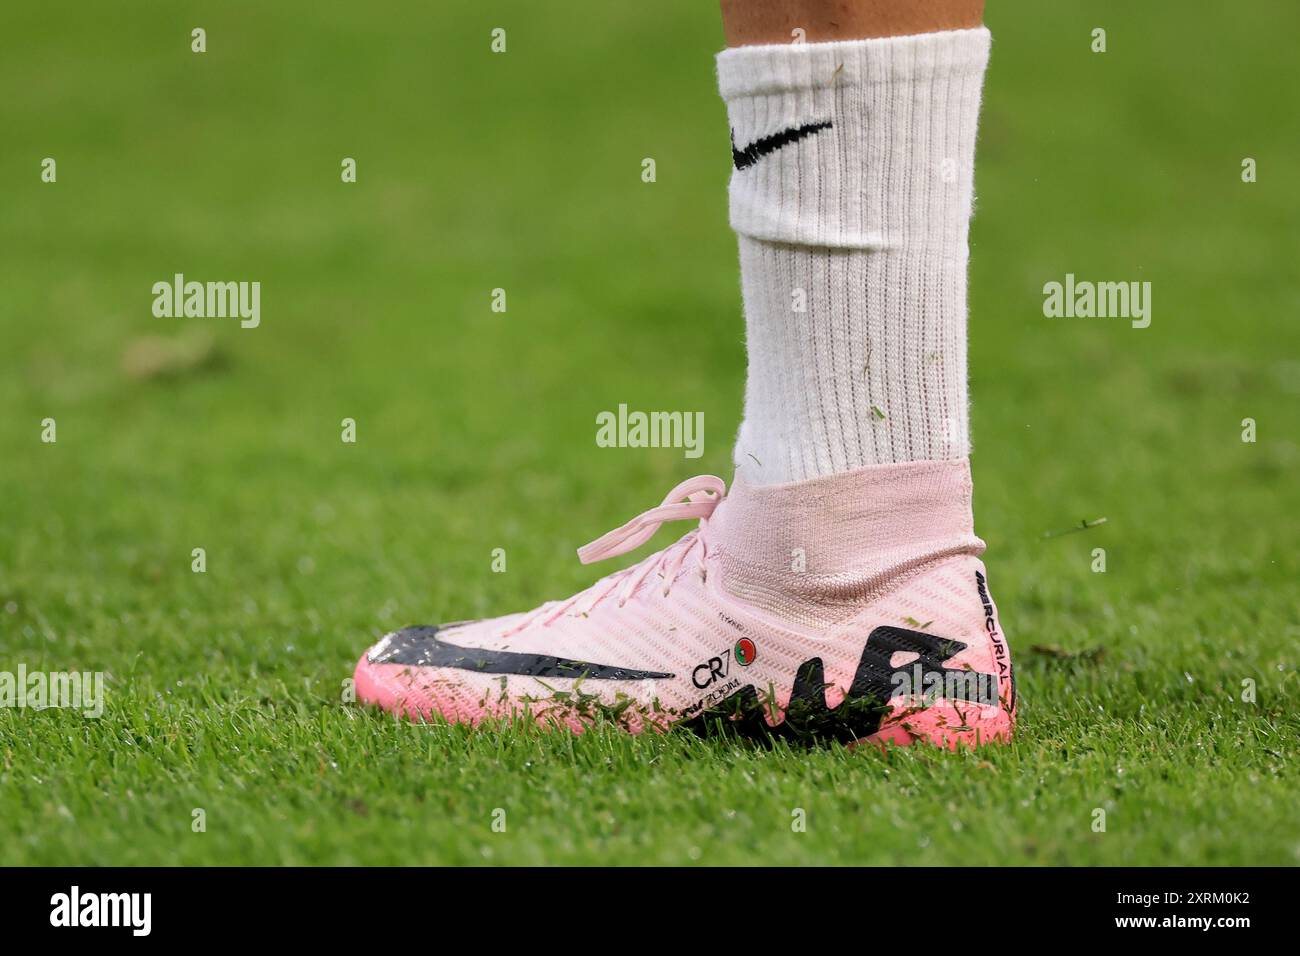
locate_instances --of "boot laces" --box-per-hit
[508,476,726,632]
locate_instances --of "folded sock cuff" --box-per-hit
[716,27,991,98]
[717,28,991,249]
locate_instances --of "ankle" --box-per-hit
[710,458,984,625]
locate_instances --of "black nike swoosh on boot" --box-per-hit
[731,121,832,170]
[368,625,674,680]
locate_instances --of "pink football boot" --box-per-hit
[355,459,1015,749]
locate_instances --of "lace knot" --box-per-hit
[576,475,726,565]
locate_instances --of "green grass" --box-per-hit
[1,0,1297,865]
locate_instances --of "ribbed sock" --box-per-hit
[716,28,991,484]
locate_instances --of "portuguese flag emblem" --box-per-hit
[734,637,757,666]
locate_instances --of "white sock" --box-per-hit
[716,27,991,484]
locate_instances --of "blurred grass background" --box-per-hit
[0,0,1297,864]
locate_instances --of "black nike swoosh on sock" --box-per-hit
[731,121,832,170]
[368,625,675,680]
